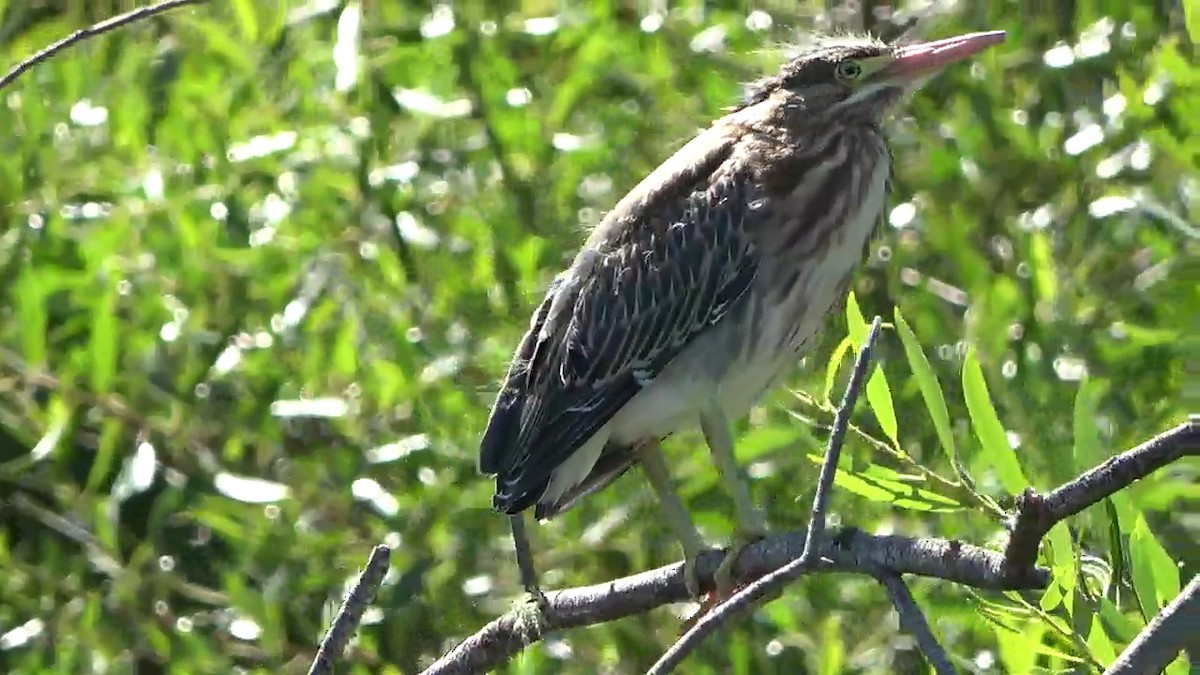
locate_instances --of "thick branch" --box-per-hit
[1104,574,1200,675]
[1002,420,1198,579]
[419,529,1046,675]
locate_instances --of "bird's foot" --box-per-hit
[714,527,766,599]
[523,586,551,613]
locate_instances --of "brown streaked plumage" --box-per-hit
[480,30,1006,599]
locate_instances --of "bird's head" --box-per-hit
[739,30,1005,128]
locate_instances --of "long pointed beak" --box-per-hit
[881,30,1006,83]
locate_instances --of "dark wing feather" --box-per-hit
[481,127,768,514]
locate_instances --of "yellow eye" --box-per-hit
[835,60,863,81]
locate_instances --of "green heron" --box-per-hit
[480,30,1005,599]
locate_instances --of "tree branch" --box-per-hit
[308,545,392,675]
[647,316,883,675]
[1001,419,1198,581]
[423,414,1194,675]
[1103,574,1200,675]
[0,0,205,94]
[421,525,1047,674]
[876,571,956,675]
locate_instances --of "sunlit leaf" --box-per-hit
[845,293,898,446]
[1046,523,1076,616]
[1184,0,1200,46]
[1086,614,1117,666]
[230,0,260,40]
[895,308,955,463]
[16,270,48,365]
[823,335,853,403]
[963,348,1027,493]
[1129,515,1181,617]
[90,287,118,394]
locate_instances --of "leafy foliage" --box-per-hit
[0,1,1195,673]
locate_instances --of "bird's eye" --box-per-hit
[835,60,863,81]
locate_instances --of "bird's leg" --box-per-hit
[639,440,706,599]
[700,404,766,597]
[508,513,548,609]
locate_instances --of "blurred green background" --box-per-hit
[0,0,1196,673]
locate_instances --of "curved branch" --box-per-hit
[1002,419,1198,580]
[0,0,205,93]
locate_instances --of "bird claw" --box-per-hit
[714,530,765,598]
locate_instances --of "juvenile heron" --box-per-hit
[480,30,1005,598]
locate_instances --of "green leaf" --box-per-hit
[1039,579,1062,612]
[962,348,1027,493]
[1072,376,1103,473]
[230,0,260,40]
[823,335,853,403]
[1046,523,1076,616]
[90,287,118,394]
[1086,614,1117,666]
[998,621,1045,674]
[1098,597,1145,643]
[845,293,898,446]
[333,316,359,378]
[1129,515,1181,617]
[1186,0,1200,43]
[895,308,955,463]
[16,269,48,365]
[804,455,964,511]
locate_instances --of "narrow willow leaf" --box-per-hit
[1039,579,1062,612]
[823,335,853,404]
[1186,0,1200,42]
[91,287,118,393]
[333,317,359,377]
[231,0,260,40]
[1086,614,1117,665]
[1129,515,1181,616]
[1047,523,1077,617]
[17,270,48,365]
[845,293,898,446]
[1098,597,1145,643]
[1072,376,1103,473]
[895,309,955,462]
[963,348,1027,493]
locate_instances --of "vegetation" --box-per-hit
[1,1,1195,673]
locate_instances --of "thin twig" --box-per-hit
[646,316,882,675]
[0,0,205,94]
[802,315,882,563]
[1103,574,1200,675]
[420,528,1045,675]
[308,545,392,675]
[1002,419,1198,580]
[876,571,957,675]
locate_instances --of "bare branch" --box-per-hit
[647,315,883,675]
[308,545,392,675]
[0,0,206,94]
[420,528,1043,675]
[876,571,956,675]
[1104,574,1200,675]
[1002,419,1198,580]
